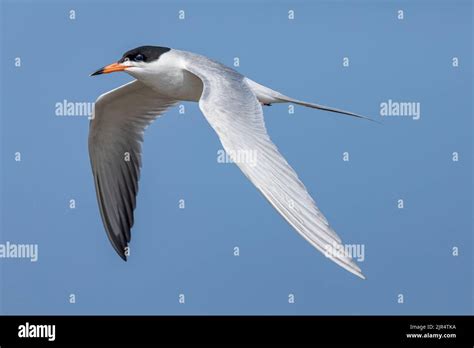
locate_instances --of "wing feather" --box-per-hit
[182,54,364,278]
[89,80,176,259]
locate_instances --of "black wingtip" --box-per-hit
[113,246,128,261]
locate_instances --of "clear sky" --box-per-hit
[0,0,472,314]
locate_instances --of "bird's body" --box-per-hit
[90,46,370,279]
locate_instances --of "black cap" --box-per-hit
[119,45,171,63]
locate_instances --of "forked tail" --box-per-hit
[275,96,378,123]
[245,77,378,123]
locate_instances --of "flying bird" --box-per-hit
[90,46,370,279]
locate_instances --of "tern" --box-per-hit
[90,46,370,279]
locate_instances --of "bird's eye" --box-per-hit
[134,54,144,62]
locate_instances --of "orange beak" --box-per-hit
[90,62,127,76]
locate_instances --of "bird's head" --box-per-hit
[90,45,171,77]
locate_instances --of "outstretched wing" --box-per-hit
[183,54,364,279]
[89,80,176,259]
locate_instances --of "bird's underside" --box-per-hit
[89,48,367,279]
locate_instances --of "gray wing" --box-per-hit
[89,80,176,259]
[183,55,365,279]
